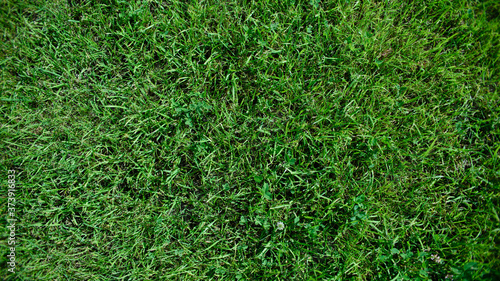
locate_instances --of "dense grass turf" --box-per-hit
[1,0,500,279]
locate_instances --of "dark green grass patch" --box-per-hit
[1,0,499,280]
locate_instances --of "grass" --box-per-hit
[1,0,499,280]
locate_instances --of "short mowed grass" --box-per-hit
[1,0,500,280]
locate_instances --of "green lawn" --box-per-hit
[1,0,499,280]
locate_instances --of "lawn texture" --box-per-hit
[1,0,500,280]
